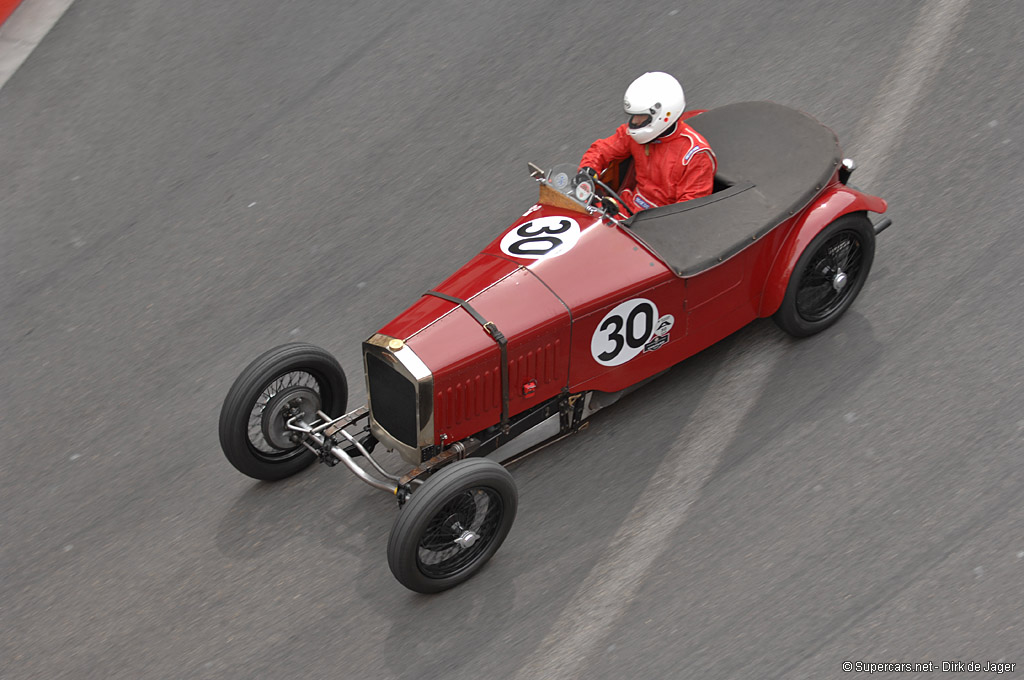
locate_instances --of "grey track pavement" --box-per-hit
[2,1,1023,678]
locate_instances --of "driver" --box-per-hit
[579,72,716,214]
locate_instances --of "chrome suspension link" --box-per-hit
[286,414,400,495]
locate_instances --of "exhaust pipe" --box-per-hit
[873,218,892,235]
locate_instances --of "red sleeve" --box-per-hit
[671,151,716,202]
[579,124,633,172]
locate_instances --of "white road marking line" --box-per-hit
[851,0,973,188]
[517,3,971,678]
[0,0,77,91]
[514,342,779,680]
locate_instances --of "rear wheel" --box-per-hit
[219,343,347,480]
[388,459,518,593]
[774,213,875,337]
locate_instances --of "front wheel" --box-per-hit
[774,213,876,337]
[388,459,518,593]
[219,343,347,481]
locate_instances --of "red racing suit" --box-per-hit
[580,119,716,213]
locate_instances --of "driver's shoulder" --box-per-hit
[675,120,712,148]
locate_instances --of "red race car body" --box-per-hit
[365,101,887,465]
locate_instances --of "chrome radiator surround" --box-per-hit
[363,334,434,466]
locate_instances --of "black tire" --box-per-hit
[774,213,876,337]
[388,459,518,594]
[219,343,347,481]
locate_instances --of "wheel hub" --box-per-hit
[832,270,849,292]
[447,518,479,548]
[262,385,320,449]
[453,529,479,548]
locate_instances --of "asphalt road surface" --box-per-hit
[3,1,1023,678]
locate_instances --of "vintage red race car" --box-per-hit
[219,101,890,593]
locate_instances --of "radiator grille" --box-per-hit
[366,353,417,447]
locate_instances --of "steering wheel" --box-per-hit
[571,171,634,218]
[592,176,634,218]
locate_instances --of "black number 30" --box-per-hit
[596,302,654,362]
[507,219,572,256]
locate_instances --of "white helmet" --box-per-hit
[622,72,686,144]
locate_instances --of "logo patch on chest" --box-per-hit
[632,192,654,210]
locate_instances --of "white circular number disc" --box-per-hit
[590,298,659,367]
[499,216,581,260]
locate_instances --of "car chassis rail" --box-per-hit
[281,390,593,504]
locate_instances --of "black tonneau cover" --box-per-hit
[625,101,841,277]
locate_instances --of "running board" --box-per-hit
[486,413,562,464]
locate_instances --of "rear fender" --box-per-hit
[759,183,887,317]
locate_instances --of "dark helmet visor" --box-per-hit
[628,113,653,129]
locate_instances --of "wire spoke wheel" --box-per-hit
[389,459,518,593]
[246,370,323,461]
[774,214,876,337]
[795,230,865,322]
[416,488,503,578]
[219,344,347,481]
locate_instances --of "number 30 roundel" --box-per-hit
[500,216,581,260]
[591,298,661,367]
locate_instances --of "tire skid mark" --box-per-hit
[514,342,779,680]
[517,2,973,678]
[850,0,973,189]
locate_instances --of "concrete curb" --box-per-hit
[1,0,25,26]
[0,0,76,91]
